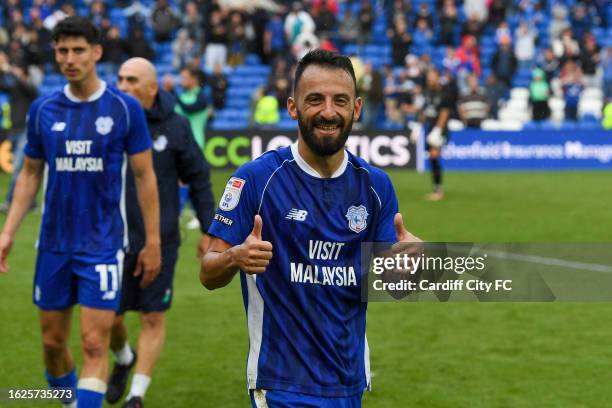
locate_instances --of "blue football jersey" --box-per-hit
[24,81,152,253]
[208,143,399,397]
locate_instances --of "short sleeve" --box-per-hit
[373,171,399,243]
[125,98,152,155]
[207,165,259,247]
[24,101,44,159]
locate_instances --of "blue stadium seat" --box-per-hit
[522,121,540,130]
[579,121,602,130]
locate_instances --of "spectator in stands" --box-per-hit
[204,9,229,72]
[268,58,292,101]
[358,63,384,129]
[182,1,203,49]
[484,73,505,119]
[319,35,339,53]
[553,28,580,64]
[462,14,485,39]
[488,0,507,27]
[29,7,53,63]
[264,12,287,63]
[228,11,247,66]
[458,73,489,128]
[399,82,423,124]
[529,67,551,121]
[412,18,433,49]
[538,47,560,84]
[358,0,374,44]
[415,3,434,30]
[312,0,337,38]
[560,60,583,120]
[292,30,319,61]
[603,47,612,100]
[442,46,460,77]
[253,89,280,127]
[387,0,412,28]
[404,54,424,87]
[495,21,511,46]
[284,2,316,48]
[579,33,601,87]
[570,3,591,42]
[312,0,339,15]
[126,27,155,60]
[438,0,458,46]
[388,17,412,67]
[151,0,179,42]
[23,30,45,83]
[0,55,38,213]
[514,21,537,70]
[455,34,481,92]
[549,3,570,41]
[491,34,516,90]
[102,26,125,70]
[382,64,402,125]
[338,8,359,47]
[463,0,488,23]
[172,28,196,70]
[208,62,228,110]
[603,100,612,129]
[124,0,150,34]
[89,0,107,28]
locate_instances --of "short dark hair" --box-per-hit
[181,65,206,86]
[293,49,357,95]
[52,16,101,44]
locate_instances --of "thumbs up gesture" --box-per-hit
[233,215,273,274]
[391,213,424,273]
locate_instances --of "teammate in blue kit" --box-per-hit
[0,17,161,408]
[201,49,420,407]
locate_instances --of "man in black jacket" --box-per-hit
[107,57,215,408]
[0,54,38,212]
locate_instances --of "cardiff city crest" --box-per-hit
[345,205,368,233]
[95,116,114,135]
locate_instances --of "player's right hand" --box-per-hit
[231,215,273,274]
[0,232,14,273]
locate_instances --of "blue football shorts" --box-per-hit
[33,249,125,311]
[250,389,363,408]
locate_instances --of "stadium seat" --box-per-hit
[521,121,540,131]
[480,119,503,130]
[578,121,603,130]
[510,88,529,101]
[447,119,465,131]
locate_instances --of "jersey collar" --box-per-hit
[64,80,106,103]
[290,142,348,179]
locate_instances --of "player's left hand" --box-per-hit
[134,242,161,288]
[197,234,211,259]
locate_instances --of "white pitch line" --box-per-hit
[470,248,612,273]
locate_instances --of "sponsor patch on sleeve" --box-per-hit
[214,213,234,226]
[219,177,246,212]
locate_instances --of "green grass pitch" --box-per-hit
[1,170,611,407]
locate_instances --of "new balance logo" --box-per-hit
[51,122,66,131]
[286,208,308,221]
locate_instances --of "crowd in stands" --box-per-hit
[0,0,611,134]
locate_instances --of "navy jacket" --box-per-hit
[126,90,215,251]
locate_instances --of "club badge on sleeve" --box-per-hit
[219,177,246,211]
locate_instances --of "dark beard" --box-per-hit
[297,110,353,156]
